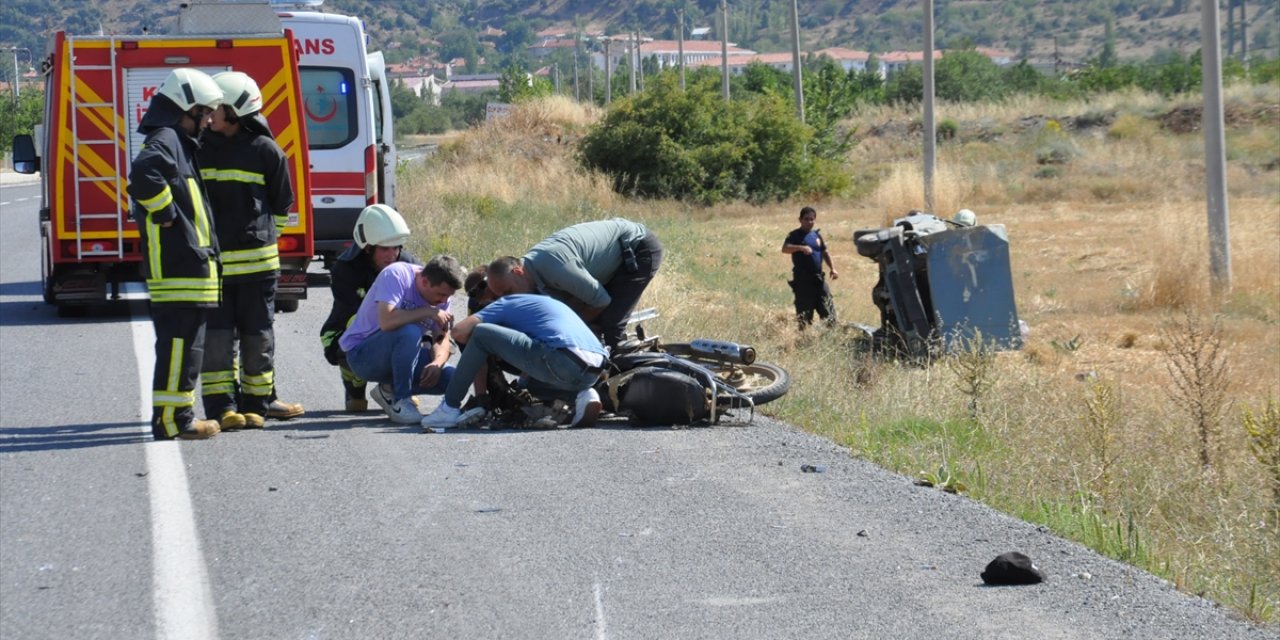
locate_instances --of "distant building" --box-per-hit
[879,50,943,75]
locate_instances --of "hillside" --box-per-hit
[1,0,1276,82]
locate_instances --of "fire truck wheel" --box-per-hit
[276,299,300,313]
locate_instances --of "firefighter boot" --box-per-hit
[266,399,304,420]
[242,413,266,429]
[220,410,247,431]
[178,419,221,440]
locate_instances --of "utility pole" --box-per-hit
[635,31,644,93]
[720,0,730,101]
[573,49,580,101]
[603,37,613,105]
[788,0,804,122]
[677,7,686,90]
[1201,0,1232,293]
[7,47,29,102]
[922,0,937,212]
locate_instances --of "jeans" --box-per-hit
[344,324,453,402]
[445,324,600,408]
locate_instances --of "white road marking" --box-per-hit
[594,580,607,640]
[132,316,220,640]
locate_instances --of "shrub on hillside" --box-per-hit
[578,74,842,204]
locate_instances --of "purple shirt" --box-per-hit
[338,262,450,352]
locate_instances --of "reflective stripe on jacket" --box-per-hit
[128,127,220,308]
[199,129,294,282]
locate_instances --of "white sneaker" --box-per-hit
[386,397,422,424]
[371,384,394,414]
[421,404,486,431]
[571,387,602,428]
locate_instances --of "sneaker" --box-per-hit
[571,388,602,428]
[266,399,304,420]
[420,404,486,431]
[345,397,369,412]
[370,384,394,414]
[386,397,423,424]
[178,419,221,440]
[219,410,246,431]
[242,413,266,429]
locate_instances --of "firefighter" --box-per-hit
[127,68,223,440]
[320,204,420,412]
[197,71,304,430]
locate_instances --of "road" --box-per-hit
[1,176,1274,639]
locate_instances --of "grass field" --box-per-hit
[396,87,1280,623]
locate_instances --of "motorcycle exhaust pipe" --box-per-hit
[690,338,756,365]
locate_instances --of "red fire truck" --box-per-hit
[10,2,313,314]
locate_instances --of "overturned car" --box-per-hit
[852,211,1023,359]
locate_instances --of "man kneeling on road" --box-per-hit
[339,254,465,424]
[420,293,606,431]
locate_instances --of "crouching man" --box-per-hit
[339,255,465,424]
[420,293,606,431]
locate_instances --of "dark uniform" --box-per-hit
[320,244,419,407]
[197,120,293,419]
[786,226,837,327]
[127,96,221,439]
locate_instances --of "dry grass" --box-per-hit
[399,85,1280,623]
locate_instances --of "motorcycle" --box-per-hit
[470,308,791,429]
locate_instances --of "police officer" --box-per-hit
[197,71,304,430]
[319,204,420,412]
[128,68,223,440]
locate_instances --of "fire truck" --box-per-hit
[9,2,313,315]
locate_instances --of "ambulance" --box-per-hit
[273,0,398,265]
[10,1,313,314]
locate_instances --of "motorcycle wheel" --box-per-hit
[661,343,791,405]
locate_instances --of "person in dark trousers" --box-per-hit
[128,68,224,440]
[197,71,303,430]
[485,218,662,350]
[319,204,421,412]
[782,206,838,328]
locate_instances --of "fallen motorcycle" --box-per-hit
[471,308,790,428]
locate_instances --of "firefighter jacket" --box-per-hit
[127,95,219,307]
[320,245,420,365]
[198,127,294,282]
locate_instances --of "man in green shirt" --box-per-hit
[487,218,663,350]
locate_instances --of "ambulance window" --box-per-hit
[298,67,357,149]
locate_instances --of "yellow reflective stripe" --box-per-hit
[200,168,266,185]
[154,391,195,407]
[203,370,237,384]
[166,337,184,395]
[187,177,212,247]
[160,406,179,438]
[146,217,164,279]
[149,291,221,304]
[201,383,236,395]
[241,372,273,386]
[139,186,173,213]
[340,366,365,386]
[222,245,280,263]
[222,255,281,277]
[221,245,281,276]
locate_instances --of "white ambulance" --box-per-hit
[272,0,397,265]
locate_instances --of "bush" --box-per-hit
[578,73,830,204]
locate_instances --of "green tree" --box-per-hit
[936,49,1005,102]
[498,65,553,103]
[0,90,43,156]
[578,72,836,204]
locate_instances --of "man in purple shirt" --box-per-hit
[340,255,465,423]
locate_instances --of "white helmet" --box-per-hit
[353,204,411,249]
[212,71,263,117]
[954,208,977,227]
[158,68,223,111]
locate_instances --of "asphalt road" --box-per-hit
[1,175,1275,639]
